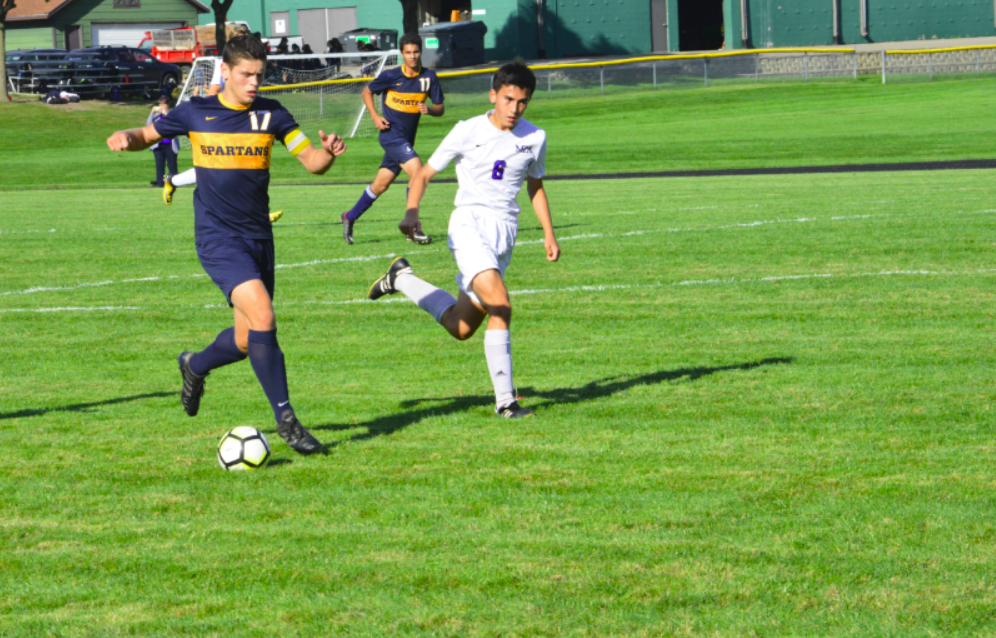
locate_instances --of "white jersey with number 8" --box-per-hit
[427,111,547,222]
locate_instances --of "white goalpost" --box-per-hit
[176,50,399,145]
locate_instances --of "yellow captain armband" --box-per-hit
[284,129,310,157]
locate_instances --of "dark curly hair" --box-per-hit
[399,32,423,51]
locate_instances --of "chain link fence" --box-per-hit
[437,46,996,106]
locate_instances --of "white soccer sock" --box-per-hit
[484,329,515,409]
[171,167,197,187]
[395,271,456,324]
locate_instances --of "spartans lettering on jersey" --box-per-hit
[384,91,427,114]
[199,145,271,157]
[189,132,275,170]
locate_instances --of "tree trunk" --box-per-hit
[214,20,226,57]
[400,0,419,37]
[0,0,14,102]
[211,0,233,56]
[0,19,9,101]
[214,12,227,57]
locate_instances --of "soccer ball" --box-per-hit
[217,426,271,471]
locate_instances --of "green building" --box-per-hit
[202,0,996,62]
[721,0,996,50]
[10,0,978,61]
[7,0,207,51]
[7,0,996,61]
[203,0,667,60]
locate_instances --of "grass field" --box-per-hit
[2,79,996,636]
[3,75,996,190]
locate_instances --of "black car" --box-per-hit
[5,49,66,77]
[66,46,182,91]
[6,48,67,62]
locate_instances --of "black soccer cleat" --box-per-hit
[277,410,322,455]
[340,212,354,245]
[407,229,433,245]
[368,256,412,300]
[178,351,207,417]
[496,401,534,419]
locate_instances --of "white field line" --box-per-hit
[511,267,996,296]
[565,206,719,217]
[518,213,885,245]
[0,306,141,314]
[298,267,996,307]
[0,229,57,235]
[0,208,989,299]
[0,252,404,298]
[5,268,996,314]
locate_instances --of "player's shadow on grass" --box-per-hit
[312,357,792,451]
[0,392,177,421]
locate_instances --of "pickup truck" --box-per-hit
[137,22,252,70]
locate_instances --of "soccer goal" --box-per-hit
[176,51,399,143]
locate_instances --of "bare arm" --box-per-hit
[399,164,439,238]
[528,176,560,262]
[418,102,445,117]
[106,124,162,152]
[295,130,346,175]
[207,84,222,96]
[362,86,390,130]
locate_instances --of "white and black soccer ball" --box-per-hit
[217,426,271,471]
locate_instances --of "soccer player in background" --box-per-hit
[339,33,444,245]
[367,61,560,418]
[106,35,346,454]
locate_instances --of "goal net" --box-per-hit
[176,51,399,147]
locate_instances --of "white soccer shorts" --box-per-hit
[447,206,518,306]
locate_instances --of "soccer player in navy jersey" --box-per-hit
[106,35,346,454]
[339,33,445,245]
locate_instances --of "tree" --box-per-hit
[0,0,18,101]
[399,0,418,38]
[212,0,234,57]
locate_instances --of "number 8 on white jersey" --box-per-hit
[427,111,547,221]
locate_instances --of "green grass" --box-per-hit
[3,76,996,190]
[2,80,996,635]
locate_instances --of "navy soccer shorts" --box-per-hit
[379,137,420,176]
[196,236,275,306]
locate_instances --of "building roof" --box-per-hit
[8,0,209,21]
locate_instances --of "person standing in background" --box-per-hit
[147,96,179,187]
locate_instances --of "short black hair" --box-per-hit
[399,33,422,51]
[223,34,267,67]
[492,59,536,95]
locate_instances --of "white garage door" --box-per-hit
[91,23,183,48]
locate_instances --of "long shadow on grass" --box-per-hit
[313,357,791,450]
[0,392,176,420]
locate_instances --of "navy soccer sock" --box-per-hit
[247,329,293,423]
[344,187,378,222]
[189,327,247,376]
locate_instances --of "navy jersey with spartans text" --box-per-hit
[367,65,444,146]
[153,95,310,240]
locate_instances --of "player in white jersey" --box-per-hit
[367,61,561,418]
